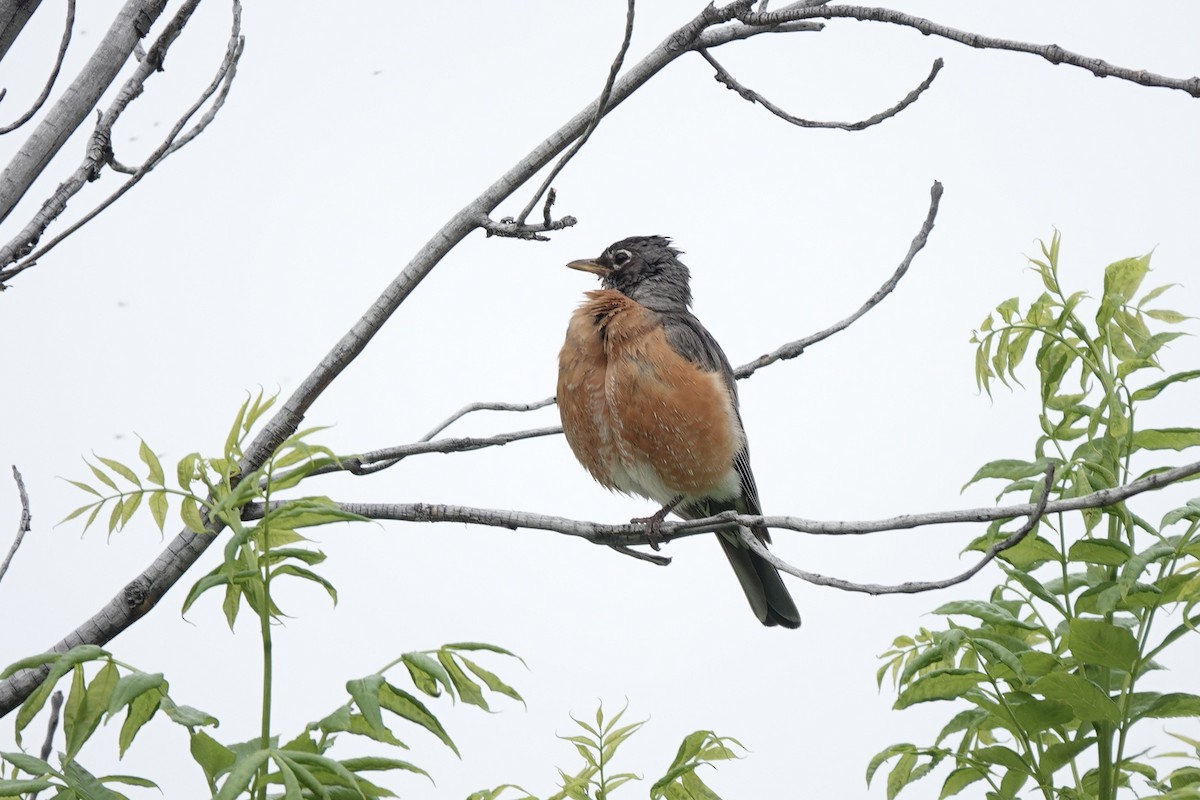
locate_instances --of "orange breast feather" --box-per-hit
[557,290,742,504]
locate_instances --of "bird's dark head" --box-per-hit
[566,235,691,312]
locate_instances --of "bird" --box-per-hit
[556,235,801,628]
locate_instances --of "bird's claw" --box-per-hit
[631,508,671,551]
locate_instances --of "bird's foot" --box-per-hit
[631,497,682,551]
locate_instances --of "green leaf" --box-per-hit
[1133,692,1200,721]
[380,682,458,755]
[1031,673,1120,722]
[1131,428,1200,452]
[338,756,429,777]
[1145,308,1190,323]
[65,660,119,759]
[460,657,523,705]
[1067,539,1132,566]
[346,675,386,734]
[1104,253,1151,307]
[65,479,102,498]
[939,767,987,799]
[270,564,337,605]
[96,456,141,488]
[148,491,168,532]
[2,651,64,680]
[0,750,56,776]
[61,759,119,800]
[159,696,218,728]
[0,778,56,794]
[177,452,202,491]
[894,669,986,709]
[866,744,916,787]
[180,497,207,533]
[138,440,165,486]
[87,461,120,492]
[190,730,236,783]
[311,707,406,748]
[15,645,107,745]
[439,652,488,710]
[1069,619,1139,672]
[212,747,269,800]
[106,673,165,720]
[932,601,1040,630]
[1041,737,1095,776]
[119,686,162,757]
[402,653,453,698]
[963,459,1052,489]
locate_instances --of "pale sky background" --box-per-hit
[2,2,1199,798]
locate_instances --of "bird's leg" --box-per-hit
[631,496,684,551]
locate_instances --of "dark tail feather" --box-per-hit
[716,530,801,629]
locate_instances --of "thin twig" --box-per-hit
[39,690,64,761]
[741,466,1055,595]
[0,0,75,135]
[701,49,942,131]
[736,180,942,379]
[333,426,564,477]
[0,466,32,586]
[737,4,1200,97]
[420,398,557,441]
[513,0,637,225]
[479,212,578,242]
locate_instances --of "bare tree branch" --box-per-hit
[420,398,558,441]
[325,426,565,478]
[241,458,1200,552]
[0,465,31,586]
[0,0,74,135]
[0,0,244,283]
[0,0,167,231]
[740,466,1054,595]
[739,5,1200,97]
[701,49,942,131]
[512,0,636,226]
[38,689,63,761]
[736,179,942,379]
[0,0,46,63]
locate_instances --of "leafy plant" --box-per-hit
[3,394,524,798]
[469,703,745,800]
[872,233,1200,800]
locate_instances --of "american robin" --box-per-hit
[557,236,801,628]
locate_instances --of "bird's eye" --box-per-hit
[613,250,631,266]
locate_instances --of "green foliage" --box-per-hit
[4,394,524,798]
[874,234,1200,800]
[469,704,745,800]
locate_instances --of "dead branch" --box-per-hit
[420,398,558,441]
[0,0,167,233]
[0,0,241,283]
[701,49,942,131]
[512,0,636,226]
[738,5,1200,97]
[240,459,1197,555]
[0,0,75,136]
[739,466,1054,595]
[0,466,32,586]
[736,180,941,378]
[0,0,244,283]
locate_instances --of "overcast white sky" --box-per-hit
[2,1,1199,798]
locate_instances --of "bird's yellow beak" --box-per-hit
[566,258,611,276]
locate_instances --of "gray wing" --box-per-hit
[657,311,766,533]
[658,311,800,628]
